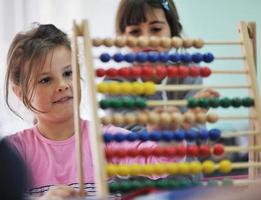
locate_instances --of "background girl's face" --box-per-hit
[124,7,171,52]
[31,46,73,123]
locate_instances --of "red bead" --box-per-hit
[200,67,212,77]
[167,66,178,77]
[129,148,139,157]
[118,67,130,78]
[96,68,106,77]
[189,66,200,77]
[105,148,115,158]
[199,144,211,157]
[115,148,127,158]
[165,146,176,156]
[213,144,225,156]
[142,65,153,78]
[140,148,151,157]
[130,66,142,78]
[176,145,187,157]
[106,68,118,77]
[153,146,164,156]
[178,66,189,77]
[187,145,199,157]
[155,66,167,79]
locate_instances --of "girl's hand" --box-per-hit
[38,185,79,200]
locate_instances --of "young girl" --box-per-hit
[5,24,188,200]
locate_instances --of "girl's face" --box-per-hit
[123,7,171,52]
[31,46,73,123]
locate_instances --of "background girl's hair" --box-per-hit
[5,24,71,117]
[115,0,183,37]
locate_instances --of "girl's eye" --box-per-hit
[39,77,51,84]
[128,29,141,36]
[64,70,72,78]
[151,27,162,33]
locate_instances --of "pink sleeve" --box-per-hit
[6,134,26,160]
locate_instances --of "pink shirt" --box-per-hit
[7,120,185,196]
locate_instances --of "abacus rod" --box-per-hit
[215,56,245,60]
[221,130,259,138]
[204,41,242,45]
[225,145,261,152]
[212,69,247,74]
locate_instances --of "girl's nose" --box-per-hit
[57,81,69,92]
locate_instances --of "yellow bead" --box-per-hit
[120,82,133,94]
[165,163,178,175]
[97,82,108,93]
[141,164,154,175]
[107,164,117,177]
[117,164,130,176]
[132,82,144,95]
[129,164,142,176]
[108,82,121,95]
[190,161,202,174]
[153,164,166,175]
[219,160,232,174]
[143,82,156,95]
[202,160,216,174]
[178,162,190,175]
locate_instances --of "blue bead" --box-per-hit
[208,128,221,141]
[113,53,124,62]
[169,53,180,63]
[148,51,159,62]
[174,130,185,141]
[198,129,209,140]
[180,53,192,63]
[192,53,203,63]
[124,53,136,63]
[161,130,174,141]
[100,53,111,62]
[126,132,138,141]
[186,129,197,141]
[103,133,113,143]
[139,131,149,141]
[136,52,148,63]
[203,53,214,63]
[149,131,161,141]
[159,52,169,62]
[113,133,126,142]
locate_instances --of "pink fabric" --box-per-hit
[7,120,185,191]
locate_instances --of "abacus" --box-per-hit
[71,20,261,198]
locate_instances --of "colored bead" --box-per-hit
[180,53,192,63]
[203,53,214,63]
[190,161,202,174]
[109,182,120,192]
[202,160,216,174]
[200,67,212,77]
[160,37,172,48]
[198,98,209,108]
[148,111,159,124]
[187,98,198,108]
[193,39,204,48]
[114,36,126,48]
[149,36,160,47]
[113,53,124,62]
[179,179,192,187]
[174,130,185,141]
[176,145,187,157]
[152,146,164,156]
[144,82,156,95]
[113,133,126,142]
[242,97,254,107]
[103,133,113,143]
[118,67,130,78]
[122,97,134,108]
[132,180,143,190]
[189,66,201,77]
[184,112,196,124]
[135,98,147,108]
[137,36,149,48]
[167,66,178,77]
[178,66,189,77]
[126,36,137,47]
[162,130,174,142]
[136,112,148,124]
[157,179,170,188]
[132,82,144,95]
[129,164,142,176]
[171,37,183,48]
[130,66,142,77]
[199,145,211,157]
[103,38,114,47]
[120,82,133,94]
[121,181,133,192]
[142,66,153,78]
[220,97,231,108]
[117,165,129,176]
[159,52,169,62]
[108,82,121,94]
[141,164,154,175]
[92,38,103,47]
[159,112,171,127]
[196,112,207,124]
[165,163,178,174]
[209,98,220,108]
[101,116,112,126]
[186,129,197,141]
[124,53,136,63]
[126,132,138,142]
[99,99,110,109]
[154,163,166,175]
[139,131,149,141]
[219,160,232,173]
[110,99,122,109]
[124,113,136,124]
[231,97,242,107]
[209,128,221,141]
[96,68,106,77]
[107,164,117,176]
[148,51,159,62]
[169,53,180,63]
[97,82,108,93]
[156,66,167,79]
[207,113,219,123]
[192,53,203,63]
[128,148,139,157]
[100,53,111,62]
[105,148,115,158]
[198,129,209,141]
[143,179,156,188]
[165,146,176,156]
[182,38,193,48]
[187,145,199,157]
[213,144,224,156]
[171,112,184,125]
[178,163,190,175]
[136,52,148,63]
[115,148,127,158]
[149,131,162,141]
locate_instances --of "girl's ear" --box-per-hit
[12,84,23,100]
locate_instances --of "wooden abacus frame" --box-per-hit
[71,20,261,198]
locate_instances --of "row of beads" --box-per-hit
[96,66,212,78]
[106,143,225,158]
[99,52,214,63]
[188,97,254,108]
[103,129,221,143]
[93,36,204,49]
[107,160,232,177]
[101,112,219,127]
[97,81,156,95]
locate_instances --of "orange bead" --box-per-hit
[207,113,219,123]
[182,38,193,48]
[103,38,114,47]
[92,37,103,47]
[171,37,183,48]
[115,36,126,47]
[193,38,204,48]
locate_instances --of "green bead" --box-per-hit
[156,179,169,188]
[231,97,242,107]
[143,179,156,187]
[110,99,123,109]
[122,98,135,108]
[198,98,209,108]
[121,181,133,192]
[168,180,180,188]
[179,179,192,188]
[220,97,231,108]
[131,180,143,190]
[207,179,218,187]
[109,182,120,192]
[135,98,147,108]
[242,97,254,107]
[99,99,111,109]
[209,98,220,108]
[191,180,202,187]
[187,98,198,108]
[222,177,233,186]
